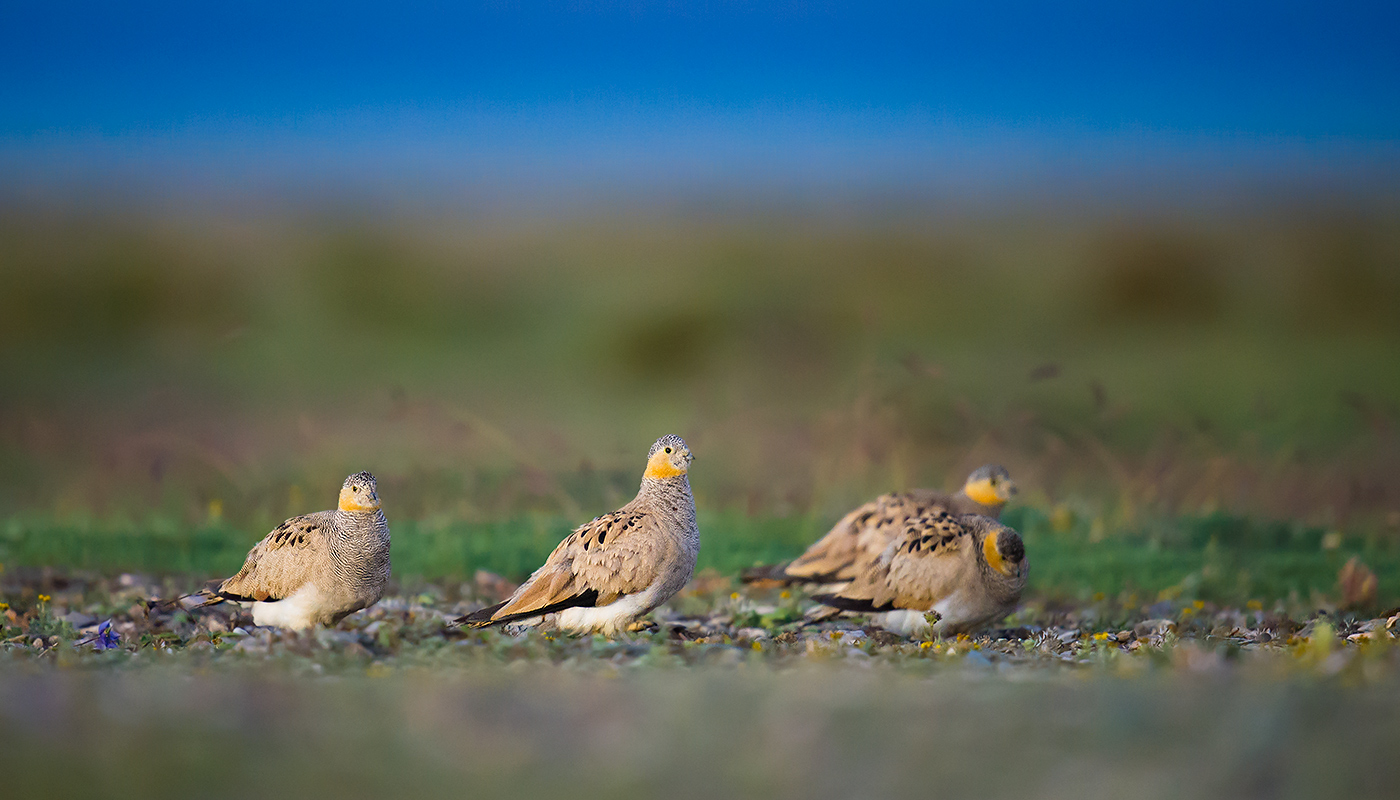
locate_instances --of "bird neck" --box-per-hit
[640,474,691,497]
[638,475,695,517]
[332,508,389,539]
[953,488,1003,516]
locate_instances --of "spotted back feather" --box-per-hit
[813,512,1028,632]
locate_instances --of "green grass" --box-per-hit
[0,511,820,584]
[4,507,1395,607]
[1008,507,1400,605]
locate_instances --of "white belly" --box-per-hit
[251,584,325,630]
[505,592,654,636]
[873,608,937,637]
[873,590,981,637]
[554,593,652,635]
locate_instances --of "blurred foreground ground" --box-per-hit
[6,667,1400,800]
[2,568,1399,800]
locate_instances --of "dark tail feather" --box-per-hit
[457,600,509,627]
[145,588,231,614]
[809,593,887,614]
[739,563,793,585]
[456,589,601,629]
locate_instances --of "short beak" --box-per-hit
[686,452,695,463]
[1005,480,1018,496]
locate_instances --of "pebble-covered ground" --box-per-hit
[3,567,1398,679]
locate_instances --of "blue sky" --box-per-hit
[2,1,1397,198]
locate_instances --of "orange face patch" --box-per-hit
[643,450,688,480]
[338,488,380,513]
[982,531,1009,575]
[964,478,1004,508]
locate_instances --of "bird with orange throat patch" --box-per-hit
[459,435,699,636]
[742,464,1017,589]
[812,511,1028,637]
[175,472,392,630]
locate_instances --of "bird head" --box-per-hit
[338,471,382,513]
[980,521,1027,577]
[643,434,694,480]
[961,464,1017,508]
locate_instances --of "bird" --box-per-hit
[169,472,392,630]
[459,434,699,636]
[811,511,1028,637]
[741,464,1016,587]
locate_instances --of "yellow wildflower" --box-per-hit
[1093,632,1111,641]
[751,641,762,651]
[0,602,7,611]
[730,592,740,600]
[920,641,933,649]
[38,594,50,603]
[1193,600,1205,611]
[779,590,791,599]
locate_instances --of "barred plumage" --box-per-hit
[215,472,391,630]
[459,435,699,636]
[812,512,1028,637]
[742,464,1017,588]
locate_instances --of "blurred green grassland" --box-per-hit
[0,203,1398,603]
[5,507,1397,611]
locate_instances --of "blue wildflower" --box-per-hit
[88,620,120,651]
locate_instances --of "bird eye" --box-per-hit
[352,486,360,492]
[665,447,672,453]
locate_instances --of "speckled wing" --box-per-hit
[812,511,971,612]
[218,512,333,602]
[780,489,952,583]
[463,506,672,626]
